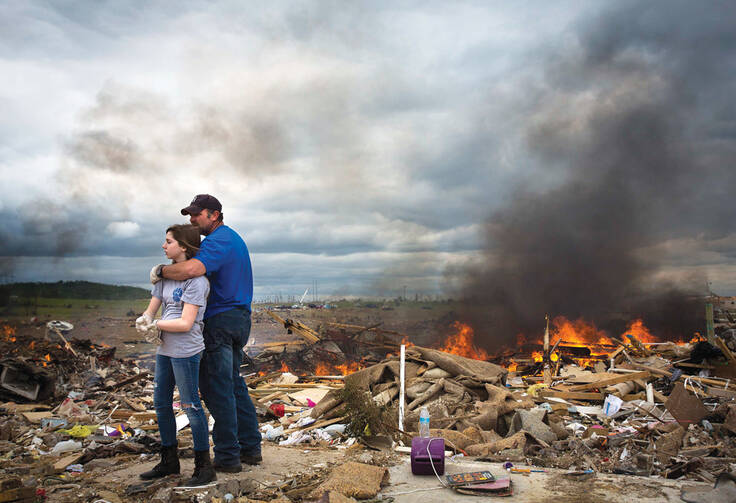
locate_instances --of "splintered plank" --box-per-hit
[714,336,736,365]
[566,371,650,391]
[538,390,604,401]
[53,453,82,472]
[265,310,321,344]
[102,371,151,391]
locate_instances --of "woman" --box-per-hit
[136,224,215,486]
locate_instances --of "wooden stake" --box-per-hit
[399,344,405,432]
[51,327,78,357]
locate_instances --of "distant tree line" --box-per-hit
[0,281,149,303]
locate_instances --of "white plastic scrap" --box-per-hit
[565,422,586,435]
[261,424,285,441]
[603,395,624,417]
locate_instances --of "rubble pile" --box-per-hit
[2,308,736,502]
[259,337,736,483]
[0,323,163,501]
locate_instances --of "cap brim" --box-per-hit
[181,205,203,216]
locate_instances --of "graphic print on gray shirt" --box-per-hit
[151,276,210,358]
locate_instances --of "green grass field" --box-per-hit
[1,297,150,320]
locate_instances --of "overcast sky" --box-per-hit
[1,1,735,301]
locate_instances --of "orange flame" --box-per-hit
[29,341,36,350]
[314,360,364,376]
[551,317,612,351]
[334,361,363,375]
[437,322,489,360]
[279,361,290,373]
[620,319,656,344]
[531,351,543,362]
[314,362,332,376]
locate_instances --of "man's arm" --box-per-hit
[161,258,206,280]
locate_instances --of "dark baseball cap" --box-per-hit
[181,194,222,215]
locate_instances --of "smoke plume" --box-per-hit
[455,1,736,344]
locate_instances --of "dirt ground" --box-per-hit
[62,441,703,502]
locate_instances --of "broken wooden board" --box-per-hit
[288,388,331,405]
[714,336,736,365]
[567,371,650,391]
[1,403,52,414]
[21,411,53,424]
[265,310,321,344]
[538,390,604,401]
[53,453,82,472]
[110,410,157,421]
[123,398,147,412]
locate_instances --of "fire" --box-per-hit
[3,325,16,343]
[531,351,543,362]
[437,322,490,360]
[335,361,363,374]
[29,341,35,350]
[507,361,518,372]
[44,354,51,362]
[314,362,332,376]
[620,319,656,343]
[551,317,612,350]
[314,360,365,376]
[279,361,290,373]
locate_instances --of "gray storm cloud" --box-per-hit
[454,0,735,344]
[2,1,734,301]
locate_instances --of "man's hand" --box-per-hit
[150,264,165,284]
[135,313,153,332]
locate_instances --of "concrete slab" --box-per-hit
[383,456,707,502]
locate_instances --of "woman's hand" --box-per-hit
[141,319,162,344]
[135,313,153,332]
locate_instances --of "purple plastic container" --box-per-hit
[411,436,445,475]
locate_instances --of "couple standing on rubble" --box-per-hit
[135,194,261,487]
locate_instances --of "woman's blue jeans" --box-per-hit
[154,351,209,452]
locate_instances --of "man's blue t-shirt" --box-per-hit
[195,225,253,318]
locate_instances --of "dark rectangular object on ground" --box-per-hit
[411,436,444,475]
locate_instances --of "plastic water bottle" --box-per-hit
[419,406,430,437]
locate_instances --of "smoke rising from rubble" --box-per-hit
[455,1,735,343]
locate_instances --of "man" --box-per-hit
[150,194,261,472]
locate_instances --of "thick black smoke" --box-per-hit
[456,1,736,344]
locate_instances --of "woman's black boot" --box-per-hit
[140,444,180,479]
[185,449,217,486]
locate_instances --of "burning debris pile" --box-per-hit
[2,305,736,502]
[252,311,736,486]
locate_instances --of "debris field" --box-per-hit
[1,305,736,502]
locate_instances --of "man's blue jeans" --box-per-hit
[154,352,209,452]
[200,308,261,466]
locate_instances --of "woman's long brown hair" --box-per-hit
[166,224,201,260]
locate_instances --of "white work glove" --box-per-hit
[135,313,153,332]
[141,320,162,344]
[150,264,165,285]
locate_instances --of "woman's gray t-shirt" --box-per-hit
[151,276,209,358]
